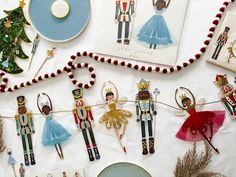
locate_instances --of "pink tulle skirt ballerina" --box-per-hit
[175,87,225,153]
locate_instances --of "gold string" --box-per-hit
[0,100,222,119]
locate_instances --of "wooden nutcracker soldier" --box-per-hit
[211,27,230,60]
[115,0,135,45]
[15,96,36,166]
[135,79,157,155]
[214,74,236,119]
[72,89,100,161]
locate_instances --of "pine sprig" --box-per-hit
[174,142,227,177]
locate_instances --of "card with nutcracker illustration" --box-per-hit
[35,168,84,177]
[208,13,236,72]
[94,0,189,66]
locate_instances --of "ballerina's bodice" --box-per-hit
[108,102,117,111]
[186,107,197,116]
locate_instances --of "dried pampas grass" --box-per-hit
[174,142,227,177]
[0,119,5,153]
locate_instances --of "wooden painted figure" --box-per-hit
[37,93,71,159]
[115,0,135,45]
[15,96,36,166]
[19,163,25,177]
[211,27,230,60]
[72,89,100,161]
[214,74,236,119]
[135,79,157,155]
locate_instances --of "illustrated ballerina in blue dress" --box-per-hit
[137,0,172,49]
[37,93,71,159]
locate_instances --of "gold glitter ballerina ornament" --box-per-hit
[99,81,132,153]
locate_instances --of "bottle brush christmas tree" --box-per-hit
[0,0,31,74]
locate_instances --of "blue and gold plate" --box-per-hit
[29,0,90,42]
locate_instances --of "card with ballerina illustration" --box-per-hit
[94,0,189,66]
[207,12,236,72]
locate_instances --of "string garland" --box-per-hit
[0,99,222,119]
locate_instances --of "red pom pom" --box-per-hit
[66,68,72,73]
[177,65,182,70]
[78,83,83,87]
[94,56,99,60]
[121,61,125,66]
[64,67,68,71]
[8,88,12,92]
[127,63,132,68]
[68,61,73,66]
[32,79,37,83]
[208,33,213,38]
[83,51,87,56]
[113,60,118,65]
[71,55,76,60]
[223,2,229,6]
[84,63,89,67]
[57,69,62,74]
[107,59,112,63]
[91,74,96,78]
[148,67,152,72]
[44,74,49,78]
[72,80,77,84]
[14,85,18,90]
[219,7,225,12]
[155,67,160,72]
[170,67,174,72]
[20,83,24,87]
[200,47,206,53]
[162,69,167,73]
[26,81,31,86]
[89,53,93,57]
[77,52,81,56]
[38,76,43,81]
[134,65,139,70]
[90,81,95,85]
[89,67,94,72]
[209,27,215,32]
[213,20,219,25]
[77,63,82,68]
[216,13,222,18]
[183,63,188,67]
[195,54,201,59]
[51,73,56,77]
[141,66,145,71]
[204,40,210,45]
[84,84,89,89]
[189,59,194,63]
[100,58,105,62]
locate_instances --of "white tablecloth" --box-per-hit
[0,0,236,177]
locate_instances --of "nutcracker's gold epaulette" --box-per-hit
[72,109,77,114]
[27,112,33,118]
[85,106,91,111]
[15,114,19,119]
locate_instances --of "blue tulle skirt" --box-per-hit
[42,117,71,146]
[137,15,172,45]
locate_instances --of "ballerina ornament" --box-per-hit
[99,81,132,153]
[175,87,225,154]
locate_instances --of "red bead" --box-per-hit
[71,55,76,60]
[223,2,229,6]
[208,33,213,38]
[77,63,82,68]
[183,63,188,67]
[141,66,145,71]
[78,83,83,87]
[0,87,5,92]
[8,88,12,92]
[216,13,222,18]
[69,74,73,79]
[64,67,68,71]
[57,69,62,74]
[134,65,139,70]
[71,65,75,70]
[51,73,56,77]
[121,61,125,66]
[127,63,132,68]
[90,81,94,85]
[148,67,152,72]
[84,84,89,89]
[84,63,89,67]
[163,69,167,73]
[89,53,93,57]
[83,51,87,56]
[107,59,112,63]
[113,60,118,65]
[38,76,43,81]
[68,61,73,66]
[14,85,18,90]
[155,67,160,72]
[204,40,210,45]
[32,79,37,83]
[0,72,4,76]
[170,67,174,72]
[100,58,105,62]
[44,74,49,78]
[20,83,24,87]
[3,78,8,82]
[77,52,81,56]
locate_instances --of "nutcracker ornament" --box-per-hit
[99,81,132,153]
[72,88,100,161]
[175,87,225,154]
[15,96,36,166]
[214,74,236,119]
[37,93,71,159]
[115,0,136,45]
[135,79,157,155]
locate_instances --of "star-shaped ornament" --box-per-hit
[19,0,26,8]
[4,19,13,28]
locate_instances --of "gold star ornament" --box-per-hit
[4,19,13,28]
[19,0,26,8]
